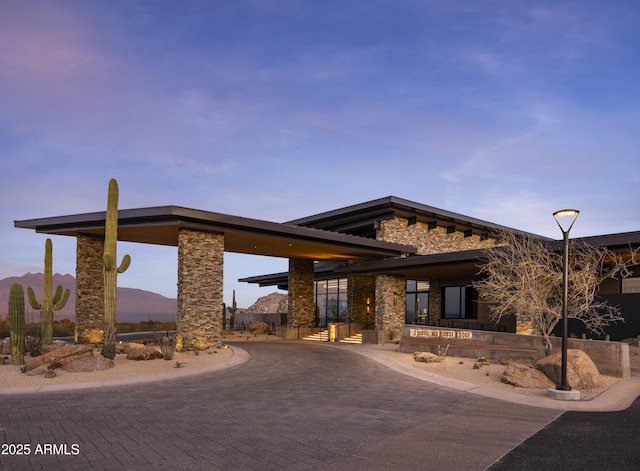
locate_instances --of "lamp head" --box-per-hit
[553,209,579,233]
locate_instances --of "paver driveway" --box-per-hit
[1,341,560,470]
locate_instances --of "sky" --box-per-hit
[1,0,639,308]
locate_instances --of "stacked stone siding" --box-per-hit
[176,228,224,351]
[378,217,497,255]
[287,258,315,326]
[375,274,406,338]
[75,234,105,344]
[347,275,375,326]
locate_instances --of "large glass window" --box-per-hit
[314,278,347,326]
[406,280,430,325]
[442,286,477,319]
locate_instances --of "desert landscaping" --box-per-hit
[2,329,635,403]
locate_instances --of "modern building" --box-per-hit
[15,195,640,348]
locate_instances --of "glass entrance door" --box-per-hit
[416,292,429,325]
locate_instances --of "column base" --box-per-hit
[547,388,581,401]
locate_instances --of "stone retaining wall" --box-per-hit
[399,325,630,378]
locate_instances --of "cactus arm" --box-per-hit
[27,286,42,310]
[53,287,70,311]
[118,254,131,273]
[52,284,63,304]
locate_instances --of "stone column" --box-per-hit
[347,274,375,327]
[287,258,315,326]
[176,228,224,351]
[75,234,105,344]
[374,274,406,340]
[428,279,441,326]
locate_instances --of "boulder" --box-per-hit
[1,338,10,355]
[126,346,163,361]
[536,349,602,390]
[27,364,50,376]
[501,363,555,389]
[26,344,94,371]
[117,342,146,354]
[248,322,270,334]
[62,355,115,372]
[413,352,444,363]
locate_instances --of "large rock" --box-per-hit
[501,363,555,389]
[536,349,602,390]
[26,344,94,371]
[117,342,146,354]
[413,352,444,363]
[248,322,270,334]
[62,355,115,372]
[126,346,163,361]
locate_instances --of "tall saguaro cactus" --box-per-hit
[228,290,237,329]
[27,238,70,344]
[9,283,25,365]
[101,178,131,359]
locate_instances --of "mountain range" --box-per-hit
[0,273,177,323]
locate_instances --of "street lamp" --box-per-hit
[553,209,580,391]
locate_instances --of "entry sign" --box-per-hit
[409,328,473,340]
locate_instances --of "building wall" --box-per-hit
[377,217,497,255]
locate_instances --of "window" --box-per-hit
[314,278,347,326]
[442,286,477,319]
[406,280,430,325]
[622,277,640,294]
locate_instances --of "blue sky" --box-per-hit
[1,0,639,307]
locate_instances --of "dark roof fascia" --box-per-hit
[333,249,487,275]
[239,261,344,287]
[544,231,640,253]
[287,195,550,240]
[14,206,177,233]
[15,205,418,257]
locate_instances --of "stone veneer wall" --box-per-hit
[375,217,524,330]
[176,228,224,351]
[378,217,497,255]
[75,233,105,344]
[287,258,315,326]
[375,274,406,339]
[347,274,375,326]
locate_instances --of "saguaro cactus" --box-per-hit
[9,283,25,365]
[27,238,70,344]
[102,178,131,359]
[228,290,237,329]
[221,302,227,330]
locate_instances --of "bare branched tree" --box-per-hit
[474,231,639,355]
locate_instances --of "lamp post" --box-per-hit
[553,209,579,391]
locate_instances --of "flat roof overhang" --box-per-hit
[241,250,485,288]
[14,206,417,261]
[242,231,640,288]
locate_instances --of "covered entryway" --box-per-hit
[15,206,415,350]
